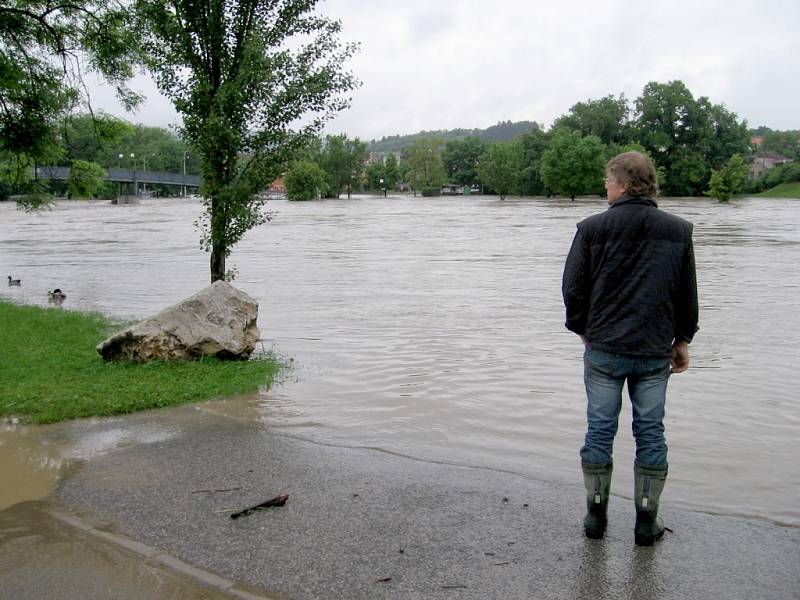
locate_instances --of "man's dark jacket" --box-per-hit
[562,196,698,357]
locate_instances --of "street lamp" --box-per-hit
[130,153,137,197]
[379,177,386,198]
[117,153,124,198]
[142,153,156,196]
[182,151,190,197]
[143,153,155,171]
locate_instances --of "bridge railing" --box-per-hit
[36,166,202,187]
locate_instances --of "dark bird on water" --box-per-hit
[7,276,21,286]
[48,288,67,303]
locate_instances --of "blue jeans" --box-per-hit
[580,347,671,467]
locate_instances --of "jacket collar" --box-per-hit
[610,196,658,209]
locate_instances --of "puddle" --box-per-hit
[0,415,183,511]
[0,502,252,600]
[0,421,69,511]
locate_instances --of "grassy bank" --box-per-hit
[0,299,282,424]
[756,182,800,198]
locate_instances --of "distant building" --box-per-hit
[364,151,402,166]
[364,152,383,166]
[751,136,765,148]
[750,151,794,179]
[268,176,286,193]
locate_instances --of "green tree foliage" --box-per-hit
[552,94,631,146]
[67,159,107,198]
[667,147,708,197]
[365,162,383,191]
[365,154,400,192]
[406,137,445,194]
[0,152,51,206]
[383,155,400,190]
[365,162,381,191]
[396,157,411,188]
[540,131,606,200]
[706,154,748,202]
[125,125,197,175]
[634,80,749,196]
[761,161,800,189]
[0,1,140,161]
[443,136,486,185]
[319,134,367,198]
[480,120,539,142]
[703,101,751,169]
[133,0,358,281]
[60,113,135,164]
[635,81,707,196]
[284,159,327,201]
[368,121,538,154]
[0,1,139,209]
[477,142,522,200]
[44,113,197,178]
[517,128,550,196]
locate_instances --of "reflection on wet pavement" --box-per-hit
[0,502,250,600]
[0,416,183,511]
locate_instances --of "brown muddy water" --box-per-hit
[1,195,798,526]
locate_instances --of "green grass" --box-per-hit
[0,299,283,424]
[755,182,800,198]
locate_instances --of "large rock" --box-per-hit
[97,281,261,362]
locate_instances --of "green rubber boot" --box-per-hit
[582,462,613,539]
[634,463,668,546]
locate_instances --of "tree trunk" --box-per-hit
[210,244,226,282]
[209,194,228,282]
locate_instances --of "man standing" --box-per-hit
[562,151,698,546]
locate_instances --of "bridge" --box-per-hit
[36,166,202,193]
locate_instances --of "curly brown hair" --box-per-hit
[606,151,658,197]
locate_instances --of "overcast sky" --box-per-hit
[88,0,800,140]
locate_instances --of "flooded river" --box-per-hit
[1,194,798,527]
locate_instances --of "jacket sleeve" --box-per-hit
[562,226,591,335]
[674,229,699,343]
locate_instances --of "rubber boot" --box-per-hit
[634,463,668,546]
[582,462,613,539]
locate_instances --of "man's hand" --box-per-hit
[670,340,690,373]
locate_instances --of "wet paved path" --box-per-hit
[0,502,268,600]
[3,404,795,600]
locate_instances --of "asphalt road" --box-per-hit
[3,405,799,600]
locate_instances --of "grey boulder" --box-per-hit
[97,281,260,362]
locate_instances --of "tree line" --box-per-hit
[285,80,798,202]
[367,120,540,154]
[18,76,788,205]
[395,80,752,201]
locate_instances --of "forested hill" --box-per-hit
[367,120,540,153]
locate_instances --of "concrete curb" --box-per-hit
[46,508,280,600]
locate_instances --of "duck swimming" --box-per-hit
[7,276,21,286]
[48,288,67,303]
